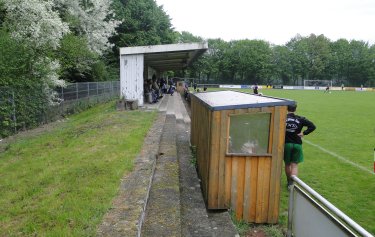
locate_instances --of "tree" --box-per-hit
[304,34,333,80]
[52,0,121,82]
[110,0,176,48]
[0,1,6,27]
[176,31,203,43]
[331,39,351,84]
[287,35,310,85]
[57,34,98,82]
[3,0,69,50]
[0,30,57,136]
[188,38,229,83]
[54,0,120,55]
[368,44,375,86]
[347,40,373,86]
[2,0,69,88]
[272,45,292,85]
[229,40,272,84]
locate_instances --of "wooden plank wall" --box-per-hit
[204,106,287,223]
[190,96,211,201]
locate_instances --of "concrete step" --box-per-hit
[158,94,169,112]
[174,93,184,121]
[176,120,238,237]
[97,113,165,237]
[175,94,191,124]
[142,111,182,236]
[142,93,237,237]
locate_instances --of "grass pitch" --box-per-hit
[236,88,375,234]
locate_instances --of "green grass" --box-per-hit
[0,101,157,236]
[231,210,284,237]
[213,88,375,235]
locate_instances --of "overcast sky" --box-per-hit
[155,0,375,45]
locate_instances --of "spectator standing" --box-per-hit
[253,84,259,94]
[284,104,316,189]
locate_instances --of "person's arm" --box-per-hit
[302,118,316,136]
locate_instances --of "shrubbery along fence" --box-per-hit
[0,81,120,138]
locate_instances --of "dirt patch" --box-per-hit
[245,227,267,237]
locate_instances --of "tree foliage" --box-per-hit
[105,0,176,69]
[0,30,52,137]
[110,0,175,47]
[189,34,375,87]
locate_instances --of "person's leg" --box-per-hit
[288,144,303,185]
[284,143,293,185]
[285,164,291,179]
[290,162,298,176]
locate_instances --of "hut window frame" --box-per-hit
[226,112,272,157]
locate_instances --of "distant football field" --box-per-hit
[208,88,375,234]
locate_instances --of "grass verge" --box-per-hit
[0,101,157,236]
[231,210,284,237]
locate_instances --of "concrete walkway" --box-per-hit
[97,94,238,237]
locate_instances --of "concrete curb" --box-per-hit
[96,112,165,237]
[141,113,182,237]
[136,154,157,237]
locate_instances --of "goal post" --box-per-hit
[304,80,332,89]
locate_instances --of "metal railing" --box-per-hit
[56,81,120,101]
[287,176,373,237]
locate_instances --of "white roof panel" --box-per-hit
[119,42,208,72]
[193,91,295,111]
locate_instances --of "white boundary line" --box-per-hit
[304,140,374,175]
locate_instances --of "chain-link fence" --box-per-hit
[0,81,120,138]
[0,88,17,136]
[56,81,120,101]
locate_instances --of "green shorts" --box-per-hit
[284,143,304,164]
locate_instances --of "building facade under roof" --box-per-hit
[119,42,208,106]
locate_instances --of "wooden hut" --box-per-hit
[190,91,295,223]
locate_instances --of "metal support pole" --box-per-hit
[61,86,63,100]
[287,180,294,237]
[61,86,64,114]
[12,91,17,133]
[111,81,113,97]
[76,83,78,100]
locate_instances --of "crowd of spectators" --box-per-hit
[144,75,177,103]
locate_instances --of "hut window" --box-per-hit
[227,113,271,156]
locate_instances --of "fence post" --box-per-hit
[12,91,17,133]
[61,86,64,114]
[111,81,113,97]
[287,183,294,237]
[76,83,78,100]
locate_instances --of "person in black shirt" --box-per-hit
[253,84,258,94]
[284,104,316,188]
